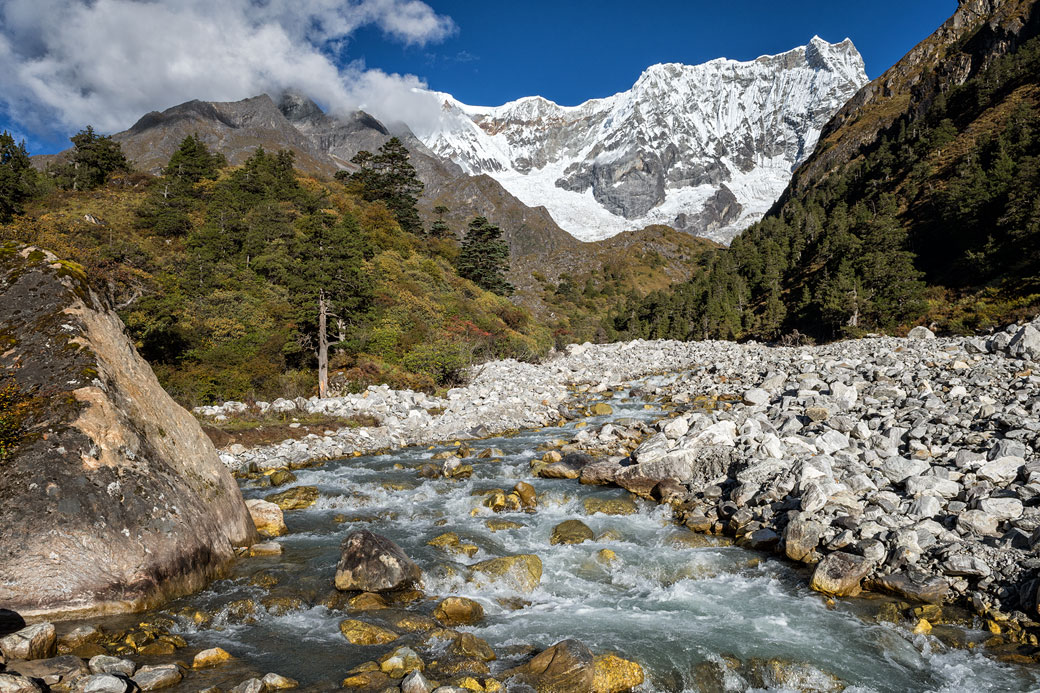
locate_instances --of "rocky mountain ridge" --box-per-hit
[417,37,868,244]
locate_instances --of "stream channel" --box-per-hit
[97,383,1040,692]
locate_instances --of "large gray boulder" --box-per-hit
[0,246,257,618]
[334,530,421,592]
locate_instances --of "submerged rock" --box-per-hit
[0,246,256,618]
[550,520,595,546]
[468,555,543,593]
[335,530,422,592]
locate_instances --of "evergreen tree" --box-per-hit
[164,133,226,184]
[136,135,226,237]
[458,216,513,295]
[290,212,373,397]
[429,204,451,237]
[338,137,424,234]
[0,132,36,222]
[50,126,131,190]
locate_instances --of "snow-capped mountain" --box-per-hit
[415,37,868,244]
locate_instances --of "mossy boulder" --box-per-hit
[0,245,256,619]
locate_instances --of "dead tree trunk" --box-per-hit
[318,290,329,398]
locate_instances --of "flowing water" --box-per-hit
[118,388,1040,692]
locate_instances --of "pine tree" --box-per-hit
[429,204,451,237]
[458,216,513,296]
[291,212,373,397]
[338,137,424,235]
[164,133,226,184]
[49,126,131,190]
[0,132,36,222]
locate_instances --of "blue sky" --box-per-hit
[351,0,958,107]
[1,0,957,154]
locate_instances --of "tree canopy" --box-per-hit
[458,216,513,296]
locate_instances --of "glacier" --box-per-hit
[412,37,868,244]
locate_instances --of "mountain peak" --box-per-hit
[418,39,869,244]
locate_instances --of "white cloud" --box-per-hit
[0,0,455,138]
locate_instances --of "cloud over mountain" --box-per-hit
[0,0,455,137]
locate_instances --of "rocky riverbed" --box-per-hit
[6,320,1040,692]
[197,318,1040,660]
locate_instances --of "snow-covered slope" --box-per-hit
[415,37,867,244]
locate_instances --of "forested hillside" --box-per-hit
[615,1,1040,342]
[2,134,551,405]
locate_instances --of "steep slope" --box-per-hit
[615,0,1040,342]
[419,38,867,244]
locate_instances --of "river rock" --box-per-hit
[591,654,644,693]
[0,674,43,693]
[869,571,949,605]
[78,674,135,693]
[1008,324,1040,361]
[908,326,936,340]
[579,460,622,486]
[0,247,257,618]
[264,486,319,511]
[88,656,135,677]
[447,632,496,662]
[133,665,182,691]
[334,530,422,592]
[539,453,593,480]
[508,639,595,692]
[468,555,543,593]
[245,499,288,537]
[433,597,484,626]
[615,446,735,497]
[550,520,595,545]
[7,655,89,687]
[0,624,55,661]
[583,497,637,515]
[401,671,435,693]
[193,647,232,668]
[809,552,873,597]
[339,620,399,645]
[261,673,298,690]
[379,646,424,678]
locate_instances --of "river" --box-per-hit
[115,387,1040,692]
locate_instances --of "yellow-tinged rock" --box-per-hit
[434,597,485,627]
[574,422,587,429]
[542,451,562,464]
[513,481,537,509]
[457,676,483,692]
[468,555,543,593]
[193,647,232,668]
[264,486,319,511]
[379,646,424,678]
[913,619,932,635]
[245,499,288,537]
[249,541,283,556]
[483,679,503,692]
[592,403,613,416]
[583,497,637,516]
[341,671,391,689]
[592,654,645,693]
[348,592,388,612]
[486,519,524,532]
[339,619,399,645]
[597,549,617,564]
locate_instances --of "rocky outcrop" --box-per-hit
[0,245,256,618]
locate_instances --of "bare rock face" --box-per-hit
[334,530,422,592]
[0,246,257,618]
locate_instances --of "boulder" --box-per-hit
[539,453,593,480]
[615,446,735,498]
[88,656,135,677]
[0,624,55,661]
[1008,324,1040,361]
[76,674,133,693]
[132,665,182,691]
[908,326,935,340]
[245,499,288,537]
[579,461,622,486]
[550,520,595,546]
[433,597,484,627]
[264,486,319,511]
[591,654,644,693]
[468,555,542,593]
[868,571,949,605]
[508,639,594,693]
[809,552,873,597]
[379,647,424,678]
[0,674,43,693]
[339,620,399,645]
[6,655,89,687]
[0,247,256,618]
[334,530,422,592]
[192,647,232,668]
